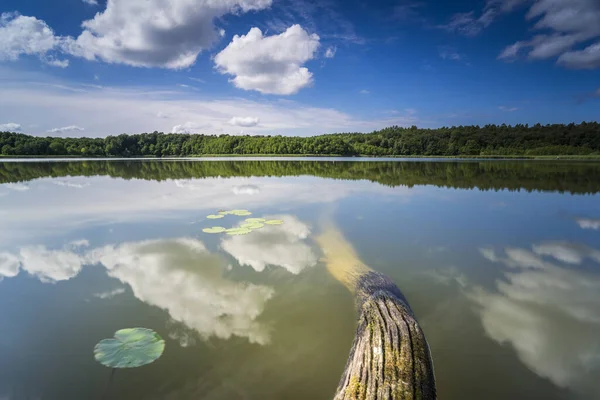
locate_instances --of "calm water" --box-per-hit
[1,159,600,400]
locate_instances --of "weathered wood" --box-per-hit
[317,228,436,400]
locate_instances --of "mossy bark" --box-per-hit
[334,272,436,400]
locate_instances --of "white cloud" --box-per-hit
[214,25,320,95]
[497,0,600,69]
[221,215,317,274]
[232,185,260,195]
[0,252,20,280]
[228,116,260,127]
[44,58,69,68]
[532,242,600,265]
[18,245,86,283]
[0,122,22,131]
[88,238,275,344]
[3,183,29,191]
[171,122,208,134]
[471,244,600,391]
[499,106,518,112]
[47,125,85,134]
[69,239,90,248]
[576,218,600,230]
[63,0,273,69]
[359,89,370,94]
[94,287,126,299]
[0,13,67,66]
[82,0,99,5]
[188,77,206,84]
[52,180,91,189]
[324,46,336,58]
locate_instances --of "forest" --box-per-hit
[2,159,600,195]
[0,122,600,157]
[1,121,600,157]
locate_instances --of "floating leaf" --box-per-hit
[240,222,265,230]
[264,219,284,225]
[231,210,252,216]
[207,214,224,219]
[218,211,232,215]
[226,228,252,236]
[94,328,165,369]
[245,218,267,223]
[202,227,227,234]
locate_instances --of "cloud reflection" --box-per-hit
[472,244,600,392]
[221,215,317,274]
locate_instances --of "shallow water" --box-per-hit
[1,159,599,400]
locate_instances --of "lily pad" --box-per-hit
[218,211,232,215]
[240,222,265,230]
[207,214,224,219]
[245,218,267,223]
[226,228,252,236]
[231,210,252,216]
[264,219,284,225]
[202,227,227,234]
[94,328,165,369]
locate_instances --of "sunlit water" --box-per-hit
[1,159,600,400]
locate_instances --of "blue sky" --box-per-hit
[0,0,598,137]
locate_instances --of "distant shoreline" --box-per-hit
[2,154,600,161]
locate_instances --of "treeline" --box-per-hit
[1,121,600,157]
[2,160,600,194]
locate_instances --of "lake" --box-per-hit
[1,159,600,400]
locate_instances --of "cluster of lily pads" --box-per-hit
[203,209,284,236]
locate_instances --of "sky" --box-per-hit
[0,0,598,137]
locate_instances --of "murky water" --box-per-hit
[1,159,599,400]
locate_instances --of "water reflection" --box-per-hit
[472,243,600,395]
[221,215,317,274]
[89,238,275,345]
[1,237,278,345]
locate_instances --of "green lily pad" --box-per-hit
[94,328,165,369]
[202,227,227,234]
[226,228,252,236]
[264,219,284,225]
[240,222,265,230]
[207,214,224,219]
[218,211,232,215]
[245,218,267,223]
[231,210,252,216]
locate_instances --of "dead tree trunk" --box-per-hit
[333,271,436,400]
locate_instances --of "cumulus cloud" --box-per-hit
[221,215,317,274]
[228,116,260,127]
[47,125,85,134]
[18,245,87,283]
[63,0,272,69]
[324,46,336,58]
[171,122,208,134]
[232,185,260,195]
[69,239,90,248]
[0,122,22,131]
[497,0,600,69]
[0,252,20,281]
[0,12,67,67]
[88,238,275,344]
[214,25,320,95]
[576,218,600,230]
[472,244,600,392]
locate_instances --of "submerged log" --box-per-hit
[316,228,436,400]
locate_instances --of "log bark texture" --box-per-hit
[333,272,437,400]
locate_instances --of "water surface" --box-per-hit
[1,160,600,400]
